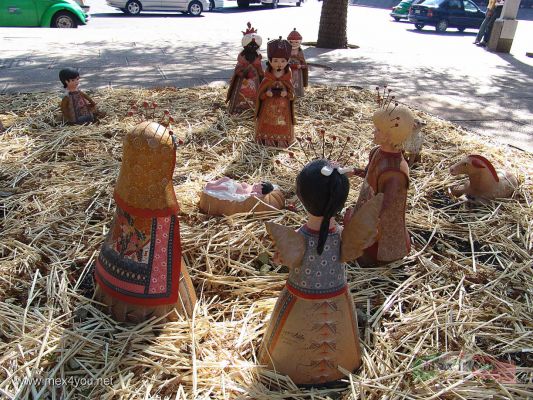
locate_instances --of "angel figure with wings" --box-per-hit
[259,159,383,386]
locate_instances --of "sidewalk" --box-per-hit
[0,2,532,152]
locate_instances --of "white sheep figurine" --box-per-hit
[449,154,518,201]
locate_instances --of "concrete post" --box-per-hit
[488,0,521,53]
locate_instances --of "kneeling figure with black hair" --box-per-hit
[59,68,96,125]
[259,159,383,386]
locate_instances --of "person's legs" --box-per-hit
[481,5,503,44]
[474,14,491,43]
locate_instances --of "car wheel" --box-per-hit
[188,0,203,15]
[415,23,424,30]
[51,11,78,28]
[296,1,301,5]
[394,16,400,21]
[125,0,142,15]
[457,27,465,32]
[237,0,249,7]
[435,19,448,32]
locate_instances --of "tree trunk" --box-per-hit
[317,0,349,49]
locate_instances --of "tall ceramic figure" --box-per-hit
[345,97,416,266]
[94,121,196,323]
[226,22,264,114]
[260,159,383,385]
[255,37,295,147]
[287,28,308,97]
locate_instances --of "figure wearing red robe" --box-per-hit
[226,22,264,114]
[287,28,308,97]
[255,37,295,147]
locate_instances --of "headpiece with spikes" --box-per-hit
[242,22,262,48]
[126,100,184,149]
[242,22,257,35]
[373,85,415,147]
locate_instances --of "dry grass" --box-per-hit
[0,86,531,400]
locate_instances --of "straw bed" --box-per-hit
[0,86,532,399]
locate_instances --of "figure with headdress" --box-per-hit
[259,159,383,385]
[345,89,417,267]
[59,68,96,124]
[255,37,295,147]
[287,28,308,97]
[226,22,264,114]
[94,121,196,323]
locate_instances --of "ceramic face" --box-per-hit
[289,39,301,50]
[66,77,80,92]
[373,127,392,146]
[270,57,288,72]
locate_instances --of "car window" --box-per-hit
[446,0,462,8]
[420,0,441,6]
[464,0,478,11]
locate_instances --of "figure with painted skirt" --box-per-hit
[255,37,295,147]
[259,159,383,385]
[227,22,264,114]
[94,121,196,323]
[287,28,308,97]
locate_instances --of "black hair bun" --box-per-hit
[261,182,274,195]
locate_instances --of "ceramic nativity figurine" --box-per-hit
[260,159,384,386]
[287,28,308,97]
[199,177,285,216]
[94,121,196,323]
[449,154,518,201]
[226,22,264,114]
[345,91,416,267]
[59,68,96,125]
[255,37,295,147]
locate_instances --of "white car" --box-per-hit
[231,0,302,8]
[107,0,210,15]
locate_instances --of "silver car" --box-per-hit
[107,0,209,15]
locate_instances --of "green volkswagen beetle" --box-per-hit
[390,0,419,21]
[0,0,89,28]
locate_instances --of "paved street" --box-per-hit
[1,0,532,151]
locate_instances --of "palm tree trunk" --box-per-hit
[317,0,349,49]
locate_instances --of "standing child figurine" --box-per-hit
[287,28,308,97]
[255,37,295,147]
[345,90,416,267]
[59,68,96,124]
[260,159,383,386]
[94,121,196,323]
[226,22,264,114]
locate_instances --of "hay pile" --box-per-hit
[0,86,531,399]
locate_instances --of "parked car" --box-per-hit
[391,0,419,21]
[107,0,210,15]
[408,0,485,32]
[0,0,89,27]
[231,0,302,9]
